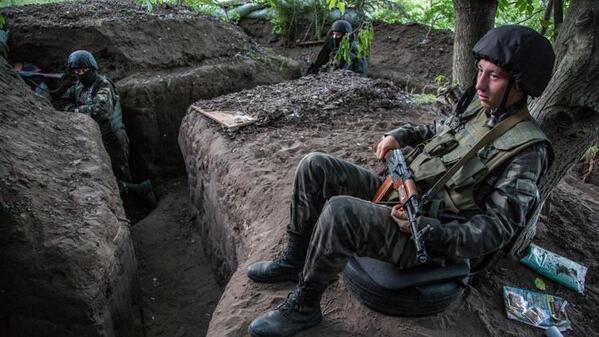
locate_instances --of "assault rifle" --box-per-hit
[15,63,64,80]
[373,149,430,264]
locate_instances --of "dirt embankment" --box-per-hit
[180,71,598,337]
[239,19,454,93]
[2,0,300,179]
[0,55,139,336]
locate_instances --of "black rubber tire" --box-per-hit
[343,257,466,317]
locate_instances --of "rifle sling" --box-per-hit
[422,109,530,203]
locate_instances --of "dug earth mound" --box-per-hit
[2,0,300,178]
[0,54,139,336]
[180,71,599,336]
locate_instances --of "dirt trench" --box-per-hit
[0,1,299,336]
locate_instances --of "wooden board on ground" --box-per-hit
[191,106,257,128]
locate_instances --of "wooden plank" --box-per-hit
[190,105,257,128]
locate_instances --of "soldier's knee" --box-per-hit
[319,196,356,231]
[297,152,330,175]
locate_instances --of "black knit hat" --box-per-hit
[331,20,352,34]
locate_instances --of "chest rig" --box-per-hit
[402,100,548,219]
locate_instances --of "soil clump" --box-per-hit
[180,71,598,337]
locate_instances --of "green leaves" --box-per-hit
[357,23,373,60]
[534,277,547,291]
[0,15,5,29]
[327,0,345,14]
[335,34,351,64]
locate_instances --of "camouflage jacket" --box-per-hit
[62,74,125,137]
[388,101,550,260]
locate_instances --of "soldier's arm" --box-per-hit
[311,37,335,70]
[419,143,549,260]
[78,85,114,121]
[386,120,445,147]
[61,85,77,112]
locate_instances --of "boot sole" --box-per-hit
[248,316,323,337]
[247,272,300,284]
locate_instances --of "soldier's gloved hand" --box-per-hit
[375,135,401,161]
[390,204,412,235]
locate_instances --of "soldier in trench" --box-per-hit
[247,26,555,337]
[306,19,367,76]
[62,50,157,208]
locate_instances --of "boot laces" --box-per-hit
[276,287,304,316]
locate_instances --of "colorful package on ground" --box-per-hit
[521,244,587,293]
[503,286,571,331]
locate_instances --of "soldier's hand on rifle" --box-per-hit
[375,135,400,161]
[390,204,412,235]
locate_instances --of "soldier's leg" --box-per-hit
[249,196,417,337]
[248,152,383,283]
[103,128,132,185]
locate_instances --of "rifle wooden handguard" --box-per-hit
[372,176,393,203]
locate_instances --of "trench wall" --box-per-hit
[0,58,140,336]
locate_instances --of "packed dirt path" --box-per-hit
[131,177,222,337]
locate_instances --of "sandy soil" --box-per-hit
[132,177,222,337]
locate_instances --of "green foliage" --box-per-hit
[268,0,329,41]
[327,0,345,14]
[534,277,547,291]
[335,34,351,64]
[356,23,373,59]
[434,74,449,86]
[0,15,5,28]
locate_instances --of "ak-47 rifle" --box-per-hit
[17,70,64,79]
[373,149,430,264]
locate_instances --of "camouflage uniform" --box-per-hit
[62,75,132,183]
[291,100,549,288]
[0,30,9,60]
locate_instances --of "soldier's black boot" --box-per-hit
[247,233,307,283]
[249,282,325,337]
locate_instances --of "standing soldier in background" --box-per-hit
[62,50,157,208]
[306,20,367,76]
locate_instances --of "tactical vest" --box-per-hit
[75,75,125,137]
[406,99,549,219]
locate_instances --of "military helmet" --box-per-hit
[472,25,555,97]
[67,50,98,70]
[331,20,352,34]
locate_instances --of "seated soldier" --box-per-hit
[306,19,367,76]
[62,50,157,208]
[247,25,555,337]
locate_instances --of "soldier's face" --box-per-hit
[475,59,524,109]
[332,31,344,39]
[72,68,90,76]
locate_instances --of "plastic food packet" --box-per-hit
[503,286,571,331]
[521,244,587,294]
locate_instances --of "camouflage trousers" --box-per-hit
[102,128,132,186]
[288,152,420,288]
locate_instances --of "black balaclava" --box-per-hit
[78,69,97,87]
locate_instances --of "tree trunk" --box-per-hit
[509,0,599,256]
[451,0,497,91]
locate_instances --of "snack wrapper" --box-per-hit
[503,286,571,331]
[521,244,587,293]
